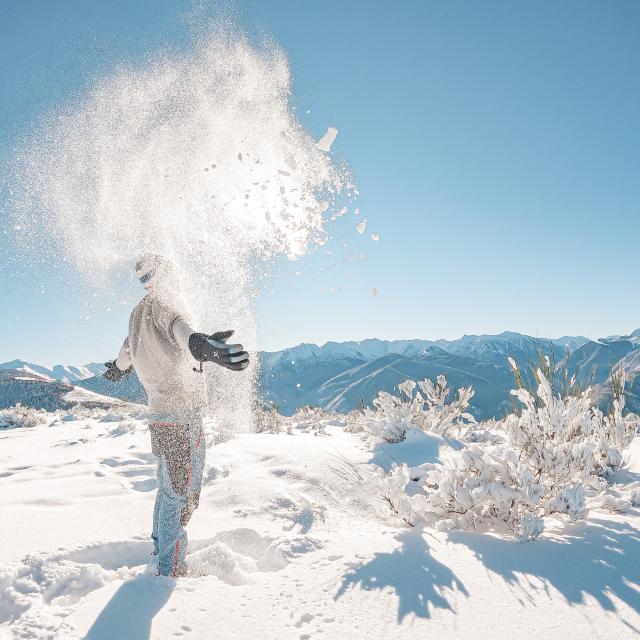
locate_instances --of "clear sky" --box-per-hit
[1,0,639,366]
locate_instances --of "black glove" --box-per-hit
[188,330,250,372]
[103,361,133,382]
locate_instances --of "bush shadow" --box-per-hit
[335,526,468,622]
[449,517,640,626]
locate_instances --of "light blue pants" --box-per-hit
[150,413,206,576]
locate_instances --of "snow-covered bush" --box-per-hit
[0,405,51,429]
[253,403,284,433]
[412,376,476,437]
[288,406,333,435]
[375,368,638,540]
[505,371,635,478]
[110,420,137,435]
[377,463,426,526]
[361,376,475,442]
[363,381,419,442]
[290,405,332,422]
[344,409,365,433]
[58,405,145,423]
[588,482,640,513]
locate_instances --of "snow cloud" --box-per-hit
[11,23,354,429]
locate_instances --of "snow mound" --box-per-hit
[188,528,324,581]
[187,542,257,583]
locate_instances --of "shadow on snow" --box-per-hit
[368,428,450,472]
[335,527,468,622]
[450,517,640,625]
[84,575,174,640]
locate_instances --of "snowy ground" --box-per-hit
[1,412,639,640]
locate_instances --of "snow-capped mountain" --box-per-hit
[563,338,640,387]
[547,335,592,351]
[432,331,586,367]
[258,333,597,417]
[260,338,434,369]
[617,348,640,414]
[566,334,640,414]
[0,359,106,383]
[259,332,598,417]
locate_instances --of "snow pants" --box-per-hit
[149,413,206,576]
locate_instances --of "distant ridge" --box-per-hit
[0,360,106,383]
[3,330,638,418]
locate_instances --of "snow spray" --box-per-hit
[11,26,353,430]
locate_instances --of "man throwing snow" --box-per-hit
[104,254,250,576]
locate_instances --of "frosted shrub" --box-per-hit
[254,403,284,434]
[363,377,475,442]
[591,397,638,469]
[290,406,331,422]
[413,376,476,437]
[289,406,333,432]
[344,409,365,433]
[377,463,426,526]
[111,421,137,435]
[504,370,635,479]
[0,405,51,429]
[376,369,638,540]
[416,443,547,539]
[364,381,419,443]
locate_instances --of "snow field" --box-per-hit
[1,412,639,639]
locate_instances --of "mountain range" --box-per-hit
[257,333,594,418]
[0,360,106,384]
[2,329,639,418]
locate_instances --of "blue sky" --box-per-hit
[1,0,639,366]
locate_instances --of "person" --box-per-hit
[103,254,249,576]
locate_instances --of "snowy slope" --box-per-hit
[594,346,640,415]
[1,413,639,639]
[317,348,515,419]
[0,369,140,412]
[75,369,148,405]
[564,338,639,386]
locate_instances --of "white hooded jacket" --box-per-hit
[115,295,205,416]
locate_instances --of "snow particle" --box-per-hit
[317,127,338,152]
